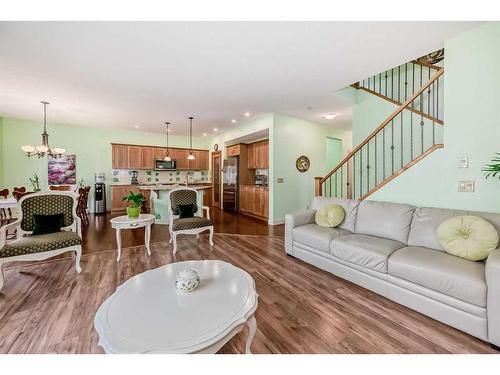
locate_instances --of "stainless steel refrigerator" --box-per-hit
[222,156,239,212]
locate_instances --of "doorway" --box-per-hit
[211,151,222,208]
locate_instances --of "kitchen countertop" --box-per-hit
[138,184,212,190]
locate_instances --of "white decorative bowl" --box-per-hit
[176,268,200,292]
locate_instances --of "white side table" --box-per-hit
[94,260,258,354]
[110,214,155,262]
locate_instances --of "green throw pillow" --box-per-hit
[436,215,499,261]
[315,204,345,228]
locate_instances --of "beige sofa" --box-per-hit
[285,197,500,349]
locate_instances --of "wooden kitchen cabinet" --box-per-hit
[246,140,269,169]
[154,147,167,161]
[112,144,129,169]
[127,146,143,169]
[239,185,268,219]
[226,144,241,156]
[111,185,141,212]
[141,147,155,169]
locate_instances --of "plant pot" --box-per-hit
[126,206,141,219]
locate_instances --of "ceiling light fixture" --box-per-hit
[213,128,218,132]
[134,125,140,129]
[187,116,195,160]
[244,112,250,117]
[164,122,172,161]
[231,119,237,123]
[21,101,66,158]
[202,132,207,137]
[323,112,338,120]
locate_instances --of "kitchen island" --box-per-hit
[139,184,212,225]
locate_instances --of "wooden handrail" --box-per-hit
[321,68,444,184]
[411,59,442,71]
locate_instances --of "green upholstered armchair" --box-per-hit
[168,187,214,255]
[0,192,82,291]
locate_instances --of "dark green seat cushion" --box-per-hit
[172,217,213,231]
[0,231,81,258]
[32,213,64,235]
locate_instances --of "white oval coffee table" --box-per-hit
[94,260,258,354]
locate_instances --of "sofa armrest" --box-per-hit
[486,249,500,346]
[284,209,316,255]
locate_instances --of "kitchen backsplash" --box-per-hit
[112,169,210,185]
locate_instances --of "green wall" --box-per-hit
[272,114,352,223]
[326,136,343,170]
[357,22,500,213]
[0,117,211,210]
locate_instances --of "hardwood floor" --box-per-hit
[0,222,496,353]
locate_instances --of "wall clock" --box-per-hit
[296,155,310,173]
[213,144,219,151]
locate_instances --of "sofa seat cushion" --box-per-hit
[293,224,350,254]
[388,246,486,306]
[330,234,405,273]
[0,231,81,258]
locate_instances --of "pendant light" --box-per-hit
[187,116,195,160]
[164,122,172,161]
[21,101,66,158]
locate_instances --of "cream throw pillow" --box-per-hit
[315,204,345,228]
[436,215,499,261]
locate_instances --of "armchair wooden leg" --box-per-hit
[0,259,4,291]
[172,233,178,255]
[209,226,214,247]
[75,247,82,273]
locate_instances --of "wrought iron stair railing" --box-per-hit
[315,66,444,200]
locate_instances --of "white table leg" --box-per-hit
[145,224,151,256]
[115,228,122,262]
[245,316,257,354]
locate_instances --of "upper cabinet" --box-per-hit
[112,143,209,170]
[112,144,128,169]
[226,144,241,157]
[247,139,269,169]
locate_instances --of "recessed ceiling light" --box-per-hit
[244,112,250,117]
[323,112,338,120]
[167,128,171,133]
[202,132,207,137]
[213,128,218,132]
[231,119,237,123]
[134,125,140,128]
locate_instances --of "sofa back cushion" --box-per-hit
[409,207,500,251]
[311,197,359,232]
[355,200,415,244]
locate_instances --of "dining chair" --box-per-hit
[76,186,91,225]
[13,190,32,201]
[49,185,72,191]
[0,189,11,220]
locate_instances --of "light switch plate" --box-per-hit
[277,177,284,183]
[458,181,475,193]
[458,156,469,168]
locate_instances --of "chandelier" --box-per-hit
[21,101,66,158]
[164,122,172,161]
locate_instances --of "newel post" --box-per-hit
[314,177,323,197]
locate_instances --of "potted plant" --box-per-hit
[122,191,145,219]
[483,153,500,180]
[28,173,41,192]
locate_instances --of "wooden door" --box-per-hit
[112,144,129,169]
[199,150,209,170]
[127,146,142,169]
[212,151,222,208]
[141,147,155,169]
[247,143,255,169]
[254,186,263,216]
[247,186,256,214]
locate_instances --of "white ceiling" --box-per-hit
[0,21,478,136]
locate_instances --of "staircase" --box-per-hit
[315,57,444,200]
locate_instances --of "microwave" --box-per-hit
[154,159,177,171]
